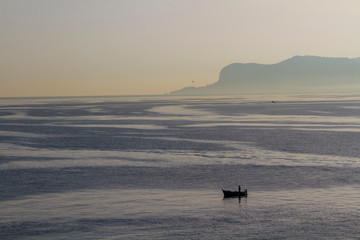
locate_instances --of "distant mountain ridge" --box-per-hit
[170,56,360,95]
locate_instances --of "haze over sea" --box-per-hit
[0,94,359,239]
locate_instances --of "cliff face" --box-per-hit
[170,56,360,95]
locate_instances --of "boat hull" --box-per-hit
[222,189,247,198]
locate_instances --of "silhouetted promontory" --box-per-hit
[170,56,360,95]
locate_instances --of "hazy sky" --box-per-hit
[1,0,360,97]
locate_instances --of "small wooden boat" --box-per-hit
[222,186,248,198]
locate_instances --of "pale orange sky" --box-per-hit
[1,0,360,97]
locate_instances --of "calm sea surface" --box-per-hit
[0,94,359,239]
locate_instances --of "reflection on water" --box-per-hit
[1,139,359,170]
[1,186,359,239]
[1,95,360,239]
[68,124,167,130]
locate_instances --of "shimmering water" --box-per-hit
[0,94,359,239]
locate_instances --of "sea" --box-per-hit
[0,94,359,239]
